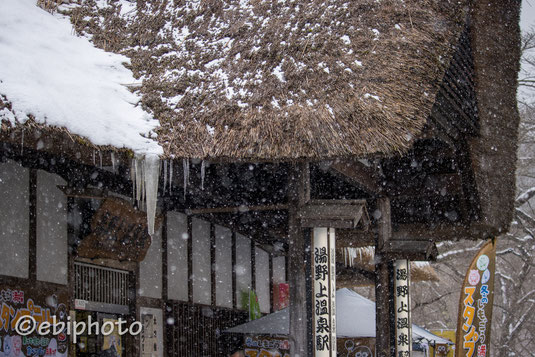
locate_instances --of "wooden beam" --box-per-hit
[391,222,493,242]
[57,185,108,199]
[384,173,462,198]
[383,240,438,261]
[161,213,168,355]
[337,221,494,247]
[298,200,369,229]
[231,232,237,309]
[337,264,376,282]
[29,169,37,282]
[288,163,310,357]
[330,159,379,193]
[186,204,289,215]
[335,230,375,247]
[375,197,393,357]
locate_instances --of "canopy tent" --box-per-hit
[412,325,453,346]
[225,288,451,345]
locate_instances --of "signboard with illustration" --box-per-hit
[455,239,496,357]
[0,285,69,356]
[244,336,290,357]
[102,318,123,357]
[336,338,375,357]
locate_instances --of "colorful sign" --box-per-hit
[394,260,411,357]
[249,290,262,321]
[312,227,336,356]
[102,318,123,357]
[0,287,68,356]
[244,336,290,357]
[455,239,496,357]
[273,283,289,311]
[77,198,159,262]
[430,330,455,357]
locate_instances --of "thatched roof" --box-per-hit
[65,0,468,160]
[466,0,521,236]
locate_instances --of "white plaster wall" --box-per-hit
[36,170,68,284]
[192,218,211,305]
[139,307,164,357]
[139,227,162,298]
[255,247,270,313]
[167,211,188,301]
[272,256,286,284]
[215,225,232,308]
[0,160,29,278]
[235,234,252,309]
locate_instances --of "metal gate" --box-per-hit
[74,262,131,314]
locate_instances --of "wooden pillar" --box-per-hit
[375,197,393,357]
[288,163,310,357]
[29,169,37,282]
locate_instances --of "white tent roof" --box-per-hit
[226,307,290,335]
[225,288,452,345]
[336,287,376,337]
[412,324,453,345]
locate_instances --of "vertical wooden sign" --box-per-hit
[394,259,411,357]
[313,227,336,356]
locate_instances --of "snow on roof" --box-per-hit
[71,0,468,160]
[0,0,162,156]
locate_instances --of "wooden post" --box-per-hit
[288,162,310,357]
[375,197,393,357]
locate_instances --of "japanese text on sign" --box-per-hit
[394,260,411,357]
[313,228,336,357]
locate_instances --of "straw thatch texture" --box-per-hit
[466,0,521,236]
[68,0,468,160]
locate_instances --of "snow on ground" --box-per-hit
[0,0,162,156]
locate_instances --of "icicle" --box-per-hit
[135,158,143,203]
[131,158,136,202]
[93,150,96,166]
[143,154,160,235]
[169,160,173,195]
[111,152,116,173]
[141,160,146,211]
[201,160,206,190]
[183,159,189,199]
[163,160,168,194]
[98,150,102,168]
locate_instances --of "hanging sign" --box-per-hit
[394,259,411,357]
[78,198,160,262]
[244,336,290,357]
[455,239,496,357]
[312,227,336,356]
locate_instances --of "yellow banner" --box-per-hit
[454,239,496,357]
